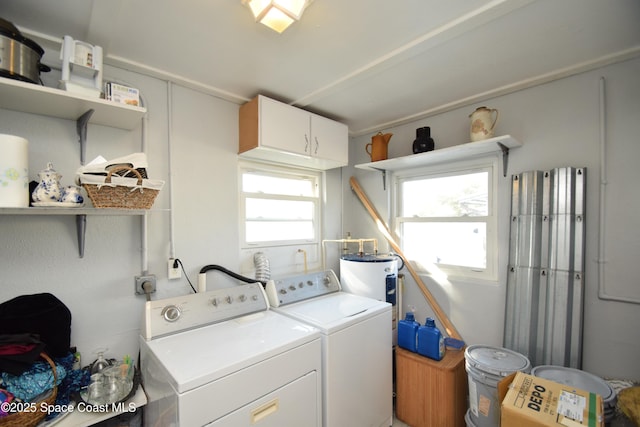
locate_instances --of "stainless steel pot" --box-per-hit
[0,17,50,84]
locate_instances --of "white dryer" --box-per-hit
[140,282,322,427]
[266,270,392,427]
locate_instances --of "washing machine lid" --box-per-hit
[276,292,390,334]
[142,310,319,393]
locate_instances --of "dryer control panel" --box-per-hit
[265,269,341,307]
[142,282,268,340]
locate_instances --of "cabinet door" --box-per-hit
[260,96,311,156]
[310,113,348,165]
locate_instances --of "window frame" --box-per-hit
[239,160,322,249]
[392,157,499,281]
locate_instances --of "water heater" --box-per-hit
[340,253,398,343]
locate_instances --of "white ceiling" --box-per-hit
[1,0,639,136]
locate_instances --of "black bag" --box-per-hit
[0,293,72,357]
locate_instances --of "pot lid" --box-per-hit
[464,345,531,377]
[531,365,615,403]
[0,17,20,35]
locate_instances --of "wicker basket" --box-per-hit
[81,166,162,209]
[0,353,58,427]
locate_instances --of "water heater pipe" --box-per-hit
[321,238,378,269]
[349,176,463,341]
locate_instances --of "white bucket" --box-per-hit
[464,345,531,427]
[465,409,478,427]
[0,134,29,207]
[531,365,617,423]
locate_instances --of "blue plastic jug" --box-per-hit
[398,312,420,352]
[417,317,445,361]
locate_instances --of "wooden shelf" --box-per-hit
[355,135,521,173]
[0,76,146,130]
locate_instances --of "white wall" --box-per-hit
[0,52,637,382]
[343,57,640,381]
[0,65,343,365]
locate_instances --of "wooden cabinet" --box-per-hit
[395,347,468,427]
[239,95,348,170]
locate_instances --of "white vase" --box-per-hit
[0,134,29,207]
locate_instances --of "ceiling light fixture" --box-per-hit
[242,0,312,33]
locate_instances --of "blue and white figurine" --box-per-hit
[32,162,63,203]
[60,185,83,204]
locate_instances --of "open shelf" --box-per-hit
[355,135,521,173]
[0,76,146,130]
[55,385,147,427]
[0,207,151,258]
[0,76,152,258]
[0,207,147,216]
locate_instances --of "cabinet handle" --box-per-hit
[251,399,279,423]
[314,136,319,154]
[304,134,309,153]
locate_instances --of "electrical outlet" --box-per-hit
[135,275,157,295]
[168,259,181,280]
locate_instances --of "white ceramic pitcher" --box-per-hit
[469,107,499,141]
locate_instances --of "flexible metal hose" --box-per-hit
[253,252,271,282]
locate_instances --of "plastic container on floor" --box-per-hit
[416,317,444,361]
[464,345,531,427]
[397,312,419,353]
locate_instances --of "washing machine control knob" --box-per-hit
[289,285,296,291]
[322,277,330,286]
[238,294,247,302]
[280,288,287,294]
[226,296,233,304]
[211,297,220,307]
[161,305,181,322]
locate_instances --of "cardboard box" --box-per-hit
[106,82,140,106]
[499,372,604,427]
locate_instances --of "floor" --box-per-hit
[391,411,638,427]
[392,415,410,427]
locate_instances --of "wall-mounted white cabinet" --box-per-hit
[239,95,348,170]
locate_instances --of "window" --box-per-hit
[240,162,321,248]
[394,161,497,280]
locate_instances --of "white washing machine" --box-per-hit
[266,270,392,427]
[140,282,322,427]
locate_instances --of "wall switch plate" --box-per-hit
[168,259,181,280]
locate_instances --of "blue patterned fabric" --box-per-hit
[1,358,65,401]
[0,353,90,420]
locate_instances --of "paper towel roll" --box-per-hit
[0,134,29,207]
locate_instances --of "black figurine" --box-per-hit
[413,126,434,153]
